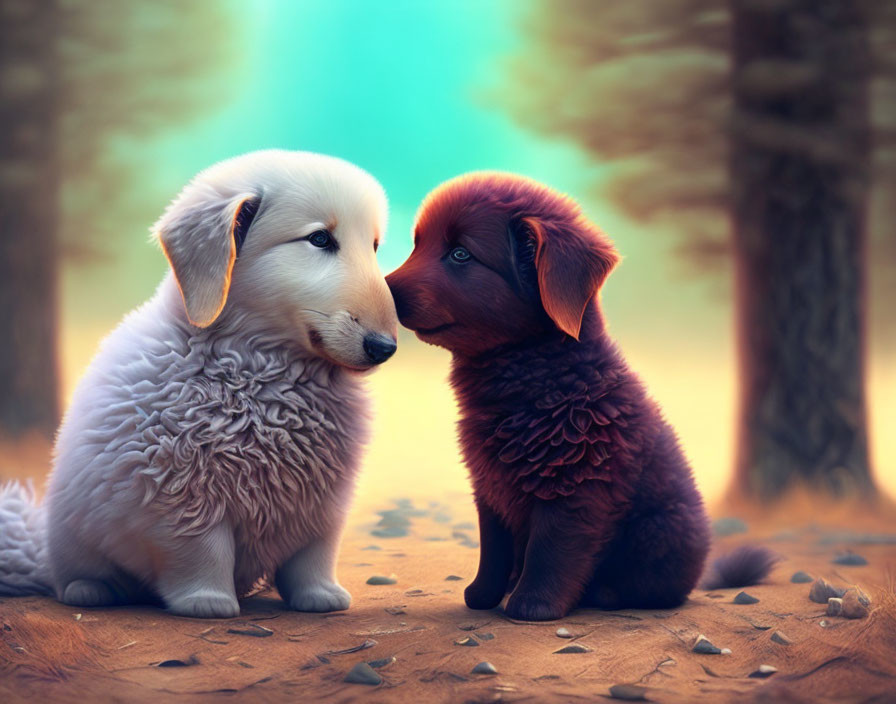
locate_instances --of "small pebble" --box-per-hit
[693,634,722,655]
[377,510,411,528]
[608,683,649,701]
[367,656,396,669]
[344,662,382,685]
[826,597,843,616]
[158,658,197,667]
[713,517,748,537]
[832,552,868,566]
[819,619,830,628]
[733,591,759,605]
[444,575,463,581]
[554,643,591,654]
[771,631,791,646]
[366,574,397,585]
[457,623,480,631]
[841,589,870,619]
[809,578,845,604]
[475,632,495,641]
[720,648,732,655]
[455,636,479,647]
[362,545,381,551]
[370,525,407,538]
[749,664,777,678]
[790,571,813,583]
[853,588,871,606]
[556,627,573,638]
[471,661,498,675]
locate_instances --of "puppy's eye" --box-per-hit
[307,230,334,249]
[448,246,472,264]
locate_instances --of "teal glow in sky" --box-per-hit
[150,0,591,273]
[69,0,719,345]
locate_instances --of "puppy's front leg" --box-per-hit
[276,523,350,613]
[156,521,240,618]
[505,499,613,621]
[464,499,514,610]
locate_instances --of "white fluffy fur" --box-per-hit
[0,482,51,595]
[0,150,397,617]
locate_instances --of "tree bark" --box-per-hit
[0,0,59,437]
[730,0,874,499]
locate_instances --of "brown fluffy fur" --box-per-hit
[387,173,762,620]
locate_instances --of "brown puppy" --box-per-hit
[387,173,772,621]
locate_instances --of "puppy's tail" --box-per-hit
[699,544,780,590]
[0,481,53,596]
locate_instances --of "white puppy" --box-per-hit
[0,150,398,617]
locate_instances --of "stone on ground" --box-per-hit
[344,662,382,685]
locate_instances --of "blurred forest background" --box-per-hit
[0,0,894,512]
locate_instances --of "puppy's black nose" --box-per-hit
[363,334,397,364]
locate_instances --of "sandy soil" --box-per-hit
[2,495,896,704]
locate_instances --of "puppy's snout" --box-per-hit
[363,333,397,364]
[391,291,412,323]
[385,273,412,323]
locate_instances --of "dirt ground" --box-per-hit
[2,494,896,704]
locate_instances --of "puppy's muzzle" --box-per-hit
[362,333,397,364]
[385,271,447,333]
[385,272,418,327]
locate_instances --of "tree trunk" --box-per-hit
[0,1,59,438]
[729,0,874,499]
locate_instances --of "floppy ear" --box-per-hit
[155,188,261,327]
[520,216,619,340]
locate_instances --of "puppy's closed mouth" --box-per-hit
[306,325,376,372]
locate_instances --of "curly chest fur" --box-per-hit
[451,340,651,526]
[136,336,368,557]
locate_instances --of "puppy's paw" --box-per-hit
[287,581,351,613]
[464,579,505,610]
[61,579,119,607]
[167,590,240,619]
[504,591,567,621]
